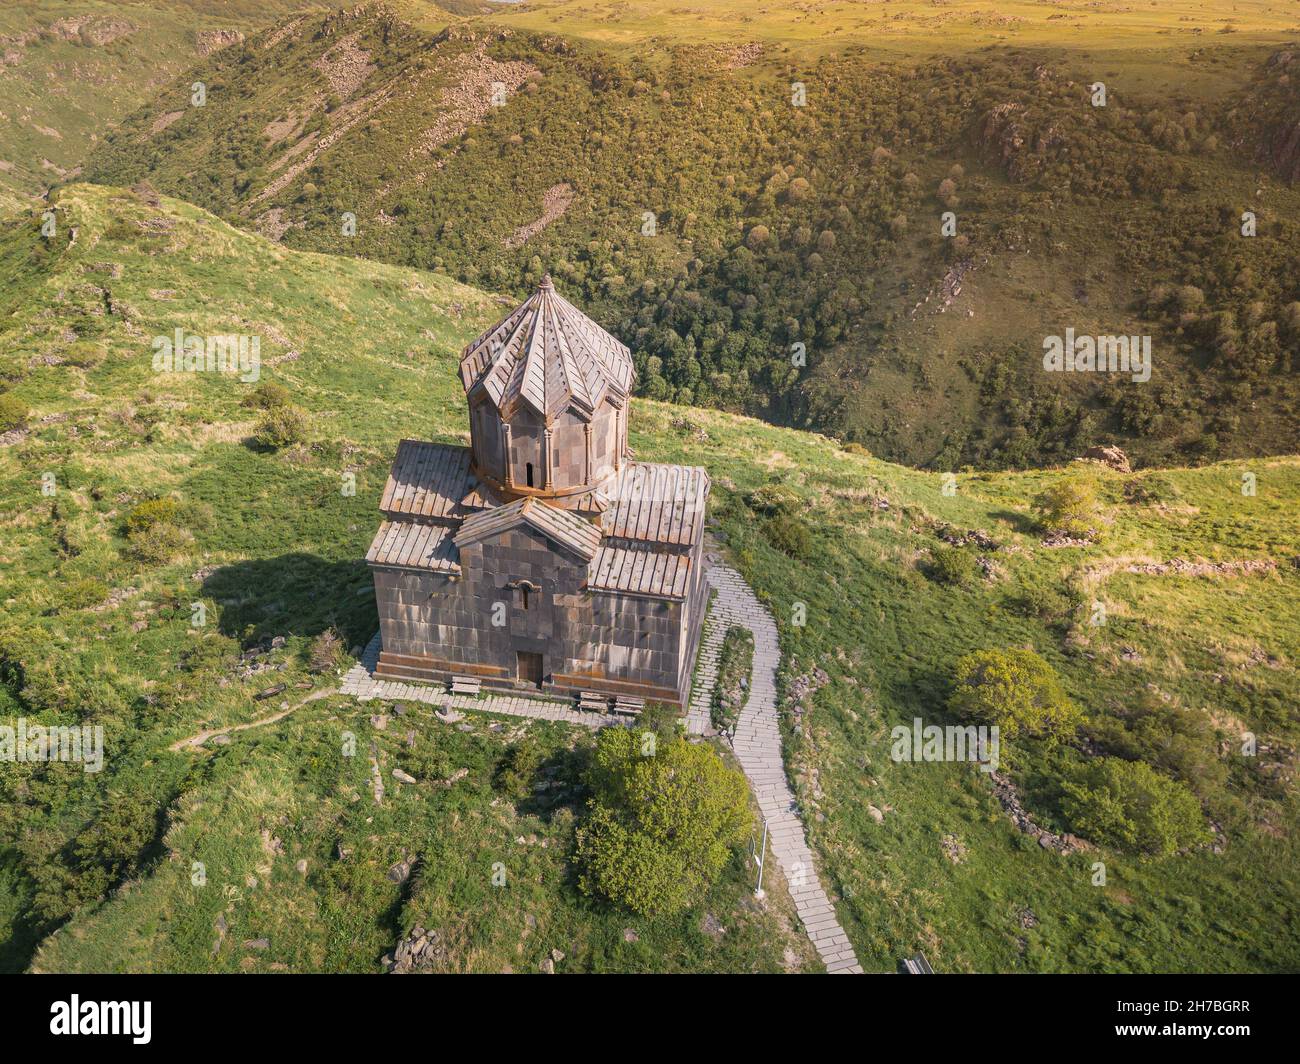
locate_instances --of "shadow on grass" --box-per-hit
[202,552,376,651]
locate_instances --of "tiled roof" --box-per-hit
[587,543,693,599]
[603,462,710,548]
[379,440,472,521]
[366,520,460,572]
[454,497,603,561]
[459,275,635,424]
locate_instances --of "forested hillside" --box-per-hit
[82,5,1300,469]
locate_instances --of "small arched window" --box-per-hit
[526,462,534,487]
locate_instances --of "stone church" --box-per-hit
[365,275,711,708]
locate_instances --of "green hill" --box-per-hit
[80,4,1300,471]
[0,1,350,214]
[1,184,1297,972]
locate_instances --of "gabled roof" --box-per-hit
[454,496,603,561]
[367,520,460,572]
[587,543,693,600]
[603,462,710,548]
[380,440,472,521]
[459,274,635,424]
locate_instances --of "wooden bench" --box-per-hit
[610,695,645,718]
[577,691,610,712]
[450,676,482,697]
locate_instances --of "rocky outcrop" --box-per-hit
[384,926,446,973]
[195,29,245,57]
[1078,445,1132,473]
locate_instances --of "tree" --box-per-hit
[1061,758,1208,857]
[949,648,1080,739]
[575,729,751,917]
[253,403,310,449]
[1034,474,1103,537]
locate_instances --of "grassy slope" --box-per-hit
[0,1,341,212]
[1,184,1297,972]
[80,6,1300,471]
[0,183,812,974]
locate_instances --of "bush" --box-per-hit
[1060,758,1208,857]
[1011,583,1073,623]
[308,627,345,673]
[746,483,800,517]
[1082,692,1226,798]
[575,729,751,917]
[124,497,180,535]
[495,737,544,800]
[59,577,108,611]
[1034,474,1103,537]
[764,513,812,558]
[0,393,29,432]
[928,546,980,587]
[949,647,1080,740]
[241,381,291,410]
[253,403,309,449]
[127,521,191,565]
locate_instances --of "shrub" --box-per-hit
[253,403,309,449]
[1061,758,1209,857]
[1083,692,1226,798]
[928,546,980,587]
[746,483,800,516]
[764,513,812,558]
[124,497,180,535]
[241,381,291,410]
[1034,474,1103,537]
[949,647,1080,740]
[308,627,345,673]
[1011,583,1073,623]
[576,729,751,917]
[495,737,544,800]
[0,393,29,432]
[127,521,191,565]
[59,577,108,611]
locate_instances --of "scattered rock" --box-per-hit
[392,768,417,784]
[700,912,725,938]
[387,860,411,884]
[295,859,309,876]
[940,834,967,864]
[622,928,639,943]
[243,938,269,951]
[867,805,885,824]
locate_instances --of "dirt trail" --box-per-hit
[169,688,332,752]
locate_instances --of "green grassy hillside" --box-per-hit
[81,5,1300,472]
[1,184,1296,972]
[0,1,348,213]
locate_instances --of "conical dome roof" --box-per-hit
[459,274,636,424]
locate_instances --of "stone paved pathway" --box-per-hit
[691,562,863,974]
[339,562,863,974]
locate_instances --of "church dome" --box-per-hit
[459,274,635,423]
[458,275,636,501]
